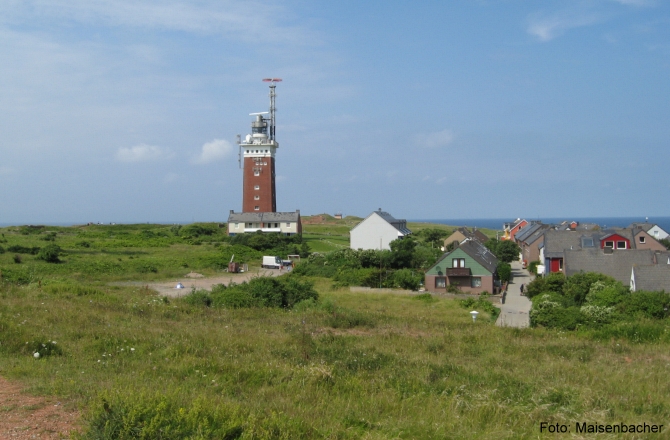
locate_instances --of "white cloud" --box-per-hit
[414,129,454,148]
[527,11,601,42]
[0,0,315,46]
[116,144,171,162]
[191,139,232,164]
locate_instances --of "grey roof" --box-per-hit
[433,239,499,274]
[632,265,670,292]
[515,223,543,243]
[526,227,549,246]
[564,248,655,286]
[228,211,301,223]
[543,230,585,258]
[628,222,654,233]
[362,210,412,235]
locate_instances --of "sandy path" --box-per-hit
[0,377,80,439]
[146,268,284,297]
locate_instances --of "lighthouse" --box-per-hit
[227,79,302,237]
[238,78,281,213]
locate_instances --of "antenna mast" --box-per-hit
[263,78,282,141]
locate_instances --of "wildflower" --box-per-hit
[131,348,135,352]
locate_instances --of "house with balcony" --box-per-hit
[227,210,302,236]
[425,239,499,294]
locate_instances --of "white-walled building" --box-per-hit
[350,209,412,251]
[227,210,302,236]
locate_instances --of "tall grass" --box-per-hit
[1,278,670,438]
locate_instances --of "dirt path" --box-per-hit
[144,268,284,297]
[0,377,80,439]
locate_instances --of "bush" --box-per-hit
[390,268,422,290]
[617,290,670,319]
[459,297,500,322]
[527,261,540,275]
[188,275,318,309]
[584,281,626,307]
[530,299,582,330]
[564,272,618,306]
[37,244,62,263]
[7,245,40,255]
[497,262,512,283]
[13,254,22,264]
[0,245,5,254]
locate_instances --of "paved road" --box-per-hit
[496,260,533,328]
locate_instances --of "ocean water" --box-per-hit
[411,217,670,233]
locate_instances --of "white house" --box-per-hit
[350,209,412,251]
[227,210,302,236]
[629,222,669,240]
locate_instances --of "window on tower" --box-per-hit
[254,170,260,176]
[254,206,260,211]
[254,195,260,200]
[254,185,260,190]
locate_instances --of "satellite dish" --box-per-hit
[249,112,269,116]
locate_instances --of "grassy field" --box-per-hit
[1,222,669,438]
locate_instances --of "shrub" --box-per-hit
[13,254,22,264]
[459,297,500,321]
[0,245,5,254]
[584,281,626,307]
[7,245,40,255]
[189,275,318,309]
[530,295,582,330]
[580,304,615,325]
[564,272,618,306]
[527,261,540,275]
[37,244,62,263]
[390,268,422,290]
[497,262,512,283]
[617,290,670,319]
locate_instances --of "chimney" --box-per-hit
[230,210,234,214]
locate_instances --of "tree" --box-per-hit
[497,262,512,283]
[389,237,417,269]
[415,228,450,247]
[485,239,520,263]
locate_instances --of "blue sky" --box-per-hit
[0,0,669,223]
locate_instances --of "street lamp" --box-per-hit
[470,310,479,322]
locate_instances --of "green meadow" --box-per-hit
[1,222,669,439]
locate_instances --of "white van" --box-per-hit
[262,256,282,269]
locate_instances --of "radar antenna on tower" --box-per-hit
[262,78,282,141]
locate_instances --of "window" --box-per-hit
[581,237,594,247]
[559,259,563,270]
[254,195,260,200]
[604,241,614,248]
[471,277,482,288]
[452,258,465,268]
[640,236,646,244]
[286,222,290,227]
[254,206,260,211]
[654,230,660,237]
[234,223,239,229]
[254,170,260,176]
[436,277,446,288]
[254,185,260,190]
[617,241,626,249]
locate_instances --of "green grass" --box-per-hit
[1,278,670,438]
[1,223,668,438]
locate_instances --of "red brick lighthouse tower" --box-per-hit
[238,78,281,213]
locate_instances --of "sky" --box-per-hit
[1,0,669,224]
